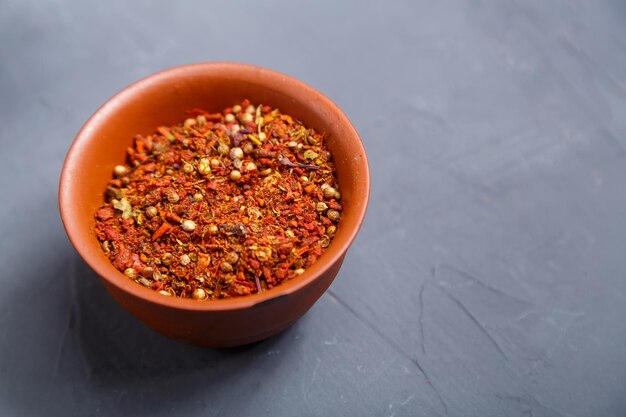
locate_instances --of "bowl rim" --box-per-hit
[59,61,370,312]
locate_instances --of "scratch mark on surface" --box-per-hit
[69,258,94,379]
[436,285,509,363]
[408,353,448,415]
[560,35,626,98]
[496,393,534,417]
[327,290,449,415]
[388,393,417,417]
[498,392,576,417]
[302,357,321,413]
[417,281,426,354]
[543,310,586,361]
[400,394,416,407]
[54,259,78,374]
[116,390,126,403]
[599,127,626,158]
[311,356,321,383]
[138,345,147,371]
[428,125,534,172]
[54,303,74,374]
[438,264,530,305]
[531,393,576,417]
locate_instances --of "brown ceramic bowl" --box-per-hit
[59,62,369,347]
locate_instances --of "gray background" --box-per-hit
[1,0,626,416]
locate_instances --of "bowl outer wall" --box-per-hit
[59,62,369,346]
[103,254,345,347]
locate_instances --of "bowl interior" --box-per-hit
[60,63,369,310]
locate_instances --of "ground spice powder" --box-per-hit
[94,100,342,300]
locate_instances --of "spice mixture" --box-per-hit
[94,100,342,300]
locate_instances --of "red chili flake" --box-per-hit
[96,207,115,221]
[152,222,173,241]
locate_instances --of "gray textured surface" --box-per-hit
[2,0,626,416]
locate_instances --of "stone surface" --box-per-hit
[1,0,626,415]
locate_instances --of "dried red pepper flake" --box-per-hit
[94,101,343,300]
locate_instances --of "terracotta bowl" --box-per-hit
[59,62,369,347]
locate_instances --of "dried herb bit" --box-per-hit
[218,223,248,237]
[278,153,320,170]
[112,198,133,219]
[94,101,341,299]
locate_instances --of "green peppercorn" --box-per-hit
[114,165,129,177]
[180,254,191,266]
[240,112,253,124]
[220,261,233,272]
[316,202,328,212]
[230,147,244,160]
[217,142,230,156]
[226,251,239,264]
[141,267,154,278]
[145,206,158,218]
[327,209,341,222]
[323,187,336,199]
[166,189,180,203]
[162,253,173,266]
[243,142,254,154]
[124,268,137,279]
[230,170,242,181]
[181,220,196,232]
[182,163,194,173]
[138,277,153,287]
[192,288,208,300]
